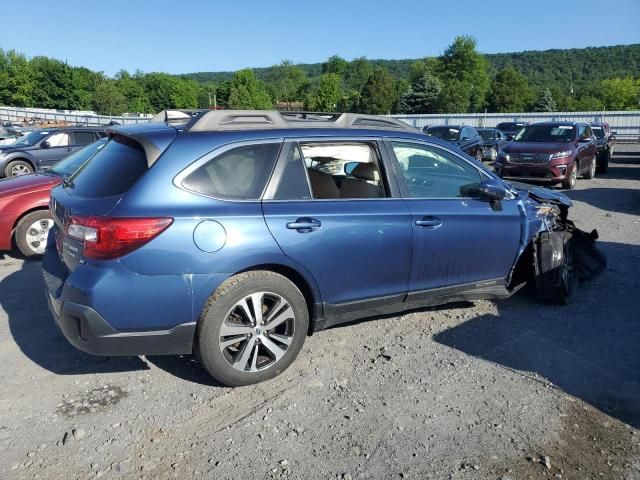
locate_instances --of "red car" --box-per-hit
[0,140,106,257]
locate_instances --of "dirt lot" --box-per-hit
[1,147,639,480]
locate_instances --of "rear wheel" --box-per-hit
[196,271,308,386]
[562,162,577,189]
[14,210,53,257]
[4,160,33,177]
[584,156,596,179]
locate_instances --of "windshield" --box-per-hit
[592,127,605,139]
[427,127,459,142]
[50,139,107,177]
[477,130,495,140]
[11,130,48,147]
[497,122,525,131]
[514,125,576,143]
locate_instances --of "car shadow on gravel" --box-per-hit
[434,241,640,428]
[1,259,149,375]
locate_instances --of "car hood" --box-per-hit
[0,173,61,198]
[508,180,573,208]
[503,141,574,154]
[0,144,32,154]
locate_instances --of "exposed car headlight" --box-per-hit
[550,150,573,159]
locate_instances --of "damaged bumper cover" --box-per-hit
[508,181,607,302]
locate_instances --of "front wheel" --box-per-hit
[584,156,596,179]
[4,160,34,177]
[14,210,53,257]
[562,162,577,189]
[195,271,309,386]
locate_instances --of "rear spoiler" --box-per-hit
[106,124,177,167]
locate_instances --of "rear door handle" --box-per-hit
[415,216,442,228]
[286,217,321,232]
[65,147,73,152]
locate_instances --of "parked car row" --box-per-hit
[423,120,615,189]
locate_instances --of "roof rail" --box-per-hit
[150,109,420,133]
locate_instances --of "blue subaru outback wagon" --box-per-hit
[43,110,605,386]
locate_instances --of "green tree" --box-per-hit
[92,81,127,115]
[438,36,490,112]
[29,56,74,109]
[1,50,35,107]
[488,65,531,112]
[600,77,640,110]
[437,79,470,113]
[115,70,151,113]
[398,71,442,113]
[533,88,557,112]
[228,69,272,109]
[321,55,348,76]
[304,73,343,111]
[359,68,396,114]
[271,60,307,104]
[408,57,440,83]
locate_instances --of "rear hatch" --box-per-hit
[51,126,176,271]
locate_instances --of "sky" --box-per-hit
[3,0,639,76]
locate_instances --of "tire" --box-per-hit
[562,162,577,190]
[14,210,54,257]
[596,151,609,174]
[4,160,34,177]
[555,237,579,305]
[584,156,596,180]
[195,271,309,387]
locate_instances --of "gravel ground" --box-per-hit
[1,147,639,480]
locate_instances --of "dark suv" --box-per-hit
[0,127,106,177]
[44,110,604,386]
[496,121,529,140]
[494,122,598,189]
[590,122,615,173]
[423,125,483,162]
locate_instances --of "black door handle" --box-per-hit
[65,147,73,152]
[286,217,321,232]
[415,216,442,228]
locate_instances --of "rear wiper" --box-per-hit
[62,175,75,189]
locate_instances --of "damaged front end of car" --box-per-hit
[507,182,607,304]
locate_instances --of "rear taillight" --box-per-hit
[66,216,173,260]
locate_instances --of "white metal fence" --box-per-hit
[391,111,640,142]
[0,106,150,127]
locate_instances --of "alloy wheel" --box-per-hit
[24,218,53,254]
[11,164,31,176]
[570,166,577,188]
[218,292,295,373]
[590,158,596,178]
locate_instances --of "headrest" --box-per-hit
[351,163,376,181]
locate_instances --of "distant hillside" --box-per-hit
[182,44,640,92]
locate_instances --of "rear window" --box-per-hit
[182,143,281,200]
[70,135,148,198]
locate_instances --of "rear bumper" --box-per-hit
[42,247,195,356]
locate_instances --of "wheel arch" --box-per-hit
[4,155,36,172]
[235,263,322,335]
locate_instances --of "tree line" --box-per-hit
[1,38,639,117]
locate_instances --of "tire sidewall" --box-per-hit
[15,210,51,257]
[5,160,34,178]
[196,272,309,387]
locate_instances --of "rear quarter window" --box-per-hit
[182,143,281,200]
[70,135,148,198]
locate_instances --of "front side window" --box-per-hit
[47,132,70,147]
[391,142,482,199]
[183,143,281,200]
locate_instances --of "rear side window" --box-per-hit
[72,130,97,146]
[273,144,311,200]
[71,135,148,198]
[182,143,281,200]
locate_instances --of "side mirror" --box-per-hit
[476,178,507,201]
[506,135,514,141]
[40,140,50,149]
[344,161,359,175]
